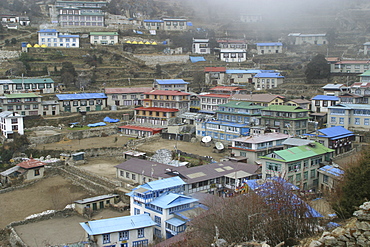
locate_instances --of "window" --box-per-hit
[304,171,308,180]
[138,228,144,238]
[330,117,336,123]
[126,172,130,178]
[266,162,281,172]
[133,240,148,247]
[132,174,136,180]
[154,216,161,225]
[119,231,129,240]
[134,208,140,215]
[34,169,40,176]
[339,117,344,124]
[365,119,369,125]
[154,228,161,238]
[73,101,78,106]
[355,118,360,125]
[103,234,110,244]
[296,173,301,182]
[323,174,329,184]
[310,169,316,178]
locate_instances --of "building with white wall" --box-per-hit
[256,43,283,55]
[0,111,24,138]
[90,32,118,45]
[80,214,156,247]
[38,29,79,48]
[192,38,210,54]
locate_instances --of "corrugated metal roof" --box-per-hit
[322,84,345,89]
[317,126,353,138]
[255,42,282,46]
[210,86,241,91]
[12,78,55,84]
[17,159,46,169]
[144,90,190,96]
[217,101,264,109]
[150,193,198,209]
[262,105,308,112]
[254,73,284,78]
[165,217,186,227]
[142,177,186,191]
[312,95,339,101]
[155,79,189,85]
[0,166,20,176]
[105,87,152,94]
[74,194,118,204]
[0,111,22,118]
[134,107,179,112]
[262,142,334,162]
[204,67,226,72]
[56,93,107,100]
[328,103,370,110]
[143,20,164,23]
[232,133,290,144]
[90,32,118,36]
[199,93,230,98]
[5,93,40,99]
[230,93,285,102]
[38,29,57,32]
[319,165,344,177]
[80,214,156,235]
[225,69,249,74]
[282,138,314,146]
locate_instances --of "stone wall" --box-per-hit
[309,201,370,247]
[28,125,119,145]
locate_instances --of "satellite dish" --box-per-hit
[202,136,212,143]
[215,142,224,150]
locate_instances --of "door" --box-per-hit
[99,201,104,209]
[64,106,71,112]
[86,107,90,112]
[92,203,97,210]
[95,105,101,111]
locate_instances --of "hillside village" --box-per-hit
[1,0,370,246]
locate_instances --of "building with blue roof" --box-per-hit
[225,69,251,84]
[127,177,203,240]
[56,93,107,112]
[153,79,189,92]
[327,103,370,130]
[303,126,355,155]
[311,95,339,113]
[253,72,284,90]
[79,214,156,247]
[318,164,344,193]
[255,42,283,55]
[38,29,80,48]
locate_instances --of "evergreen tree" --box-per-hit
[304,54,330,81]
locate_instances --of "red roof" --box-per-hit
[204,67,226,72]
[17,159,46,169]
[134,107,179,112]
[119,125,163,132]
[326,57,340,62]
[199,93,230,98]
[105,87,152,94]
[335,60,370,64]
[351,82,370,88]
[210,86,242,91]
[144,90,190,96]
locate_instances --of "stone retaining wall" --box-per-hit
[28,125,119,145]
[309,201,370,246]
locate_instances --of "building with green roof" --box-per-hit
[216,101,264,126]
[90,32,119,45]
[260,142,334,190]
[261,105,310,137]
[0,78,55,94]
[0,93,42,116]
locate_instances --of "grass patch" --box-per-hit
[66,126,90,131]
